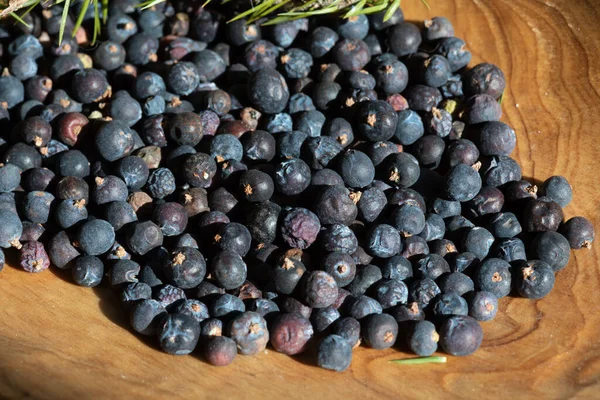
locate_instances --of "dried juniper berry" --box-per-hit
[388,22,422,57]
[431,292,469,317]
[321,252,356,288]
[371,278,408,309]
[247,298,280,320]
[439,315,483,356]
[419,213,446,241]
[400,235,430,260]
[332,39,371,71]
[391,204,426,237]
[362,313,398,349]
[95,121,135,162]
[514,260,556,299]
[491,238,527,263]
[374,58,408,95]
[214,222,251,256]
[311,307,341,332]
[474,258,511,298]
[146,168,176,199]
[302,271,338,309]
[462,94,502,124]
[114,156,149,191]
[390,302,425,323]
[438,272,474,296]
[238,170,274,203]
[309,27,339,58]
[247,68,289,114]
[130,299,167,336]
[320,224,358,254]
[157,313,200,355]
[20,222,45,243]
[205,336,237,367]
[540,176,572,208]
[445,139,480,169]
[71,68,110,104]
[94,41,126,71]
[383,152,420,188]
[357,100,398,142]
[107,259,140,287]
[0,164,21,193]
[127,221,163,256]
[317,334,352,372]
[311,169,345,187]
[406,320,439,356]
[503,179,538,203]
[21,191,53,225]
[302,137,342,170]
[55,199,88,229]
[472,121,516,156]
[335,150,375,189]
[4,143,42,171]
[330,317,360,348]
[435,37,472,72]
[210,134,243,163]
[381,255,413,281]
[227,311,269,355]
[19,241,49,273]
[462,227,495,260]
[464,63,506,99]
[411,135,445,169]
[153,202,188,236]
[365,224,401,258]
[121,282,153,307]
[242,130,276,162]
[211,293,245,319]
[92,176,128,205]
[245,201,281,244]
[182,153,216,189]
[524,197,564,232]
[269,313,314,355]
[466,291,498,322]
[465,187,504,218]
[347,265,382,297]
[211,250,247,290]
[46,231,78,269]
[560,216,595,249]
[171,300,209,325]
[357,187,387,222]
[445,164,482,202]
[409,278,441,308]
[530,231,571,272]
[162,247,206,289]
[272,255,306,295]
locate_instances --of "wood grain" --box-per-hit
[1,1,600,399]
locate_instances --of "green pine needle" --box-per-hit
[3,0,430,40]
[9,11,30,27]
[92,0,100,44]
[71,0,90,39]
[57,0,71,46]
[390,356,447,365]
[383,0,400,21]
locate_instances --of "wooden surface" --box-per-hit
[1,1,600,399]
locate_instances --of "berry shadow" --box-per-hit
[91,285,164,352]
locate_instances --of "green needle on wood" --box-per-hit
[390,356,447,365]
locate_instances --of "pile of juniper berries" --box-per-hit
[0,1,595,372]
